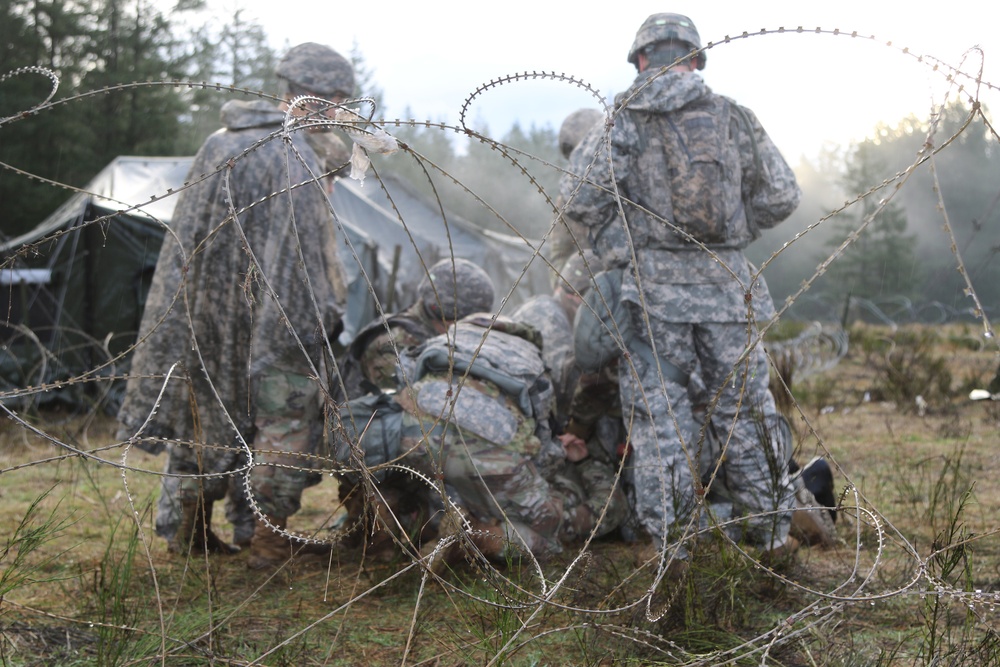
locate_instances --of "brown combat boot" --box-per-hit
[247,515,332,570]
[168,499,240,556]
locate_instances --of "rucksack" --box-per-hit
[332,390,405,483]
[401,315,555,426]
[625,95,760,247]
[332,315,559,480]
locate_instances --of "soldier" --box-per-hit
[512,251,602,424]
[332,257,496,558]
[549,108,604,277]
[117,43,353,562]
[333,314,628,565]
[561,14,802,567]
[338,257,496,396]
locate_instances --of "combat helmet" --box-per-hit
[627,13,705,70]
[276,42,355,99]
[558,108,603,160]
[417,258,495,322]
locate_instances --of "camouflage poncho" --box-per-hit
[117,99,346,500]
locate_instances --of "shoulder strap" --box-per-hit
[730,102,762,235]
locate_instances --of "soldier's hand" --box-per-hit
[558,433,589,462]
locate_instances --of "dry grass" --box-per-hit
[1,323,999,666]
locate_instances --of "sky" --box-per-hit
[184,0,1000,162]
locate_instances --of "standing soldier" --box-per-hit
[561,14,802,569]
[549,108,604,276]
[117,43,353,564]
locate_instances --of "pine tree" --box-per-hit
[818,141,920,304]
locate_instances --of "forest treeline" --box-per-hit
[2,0,997,317]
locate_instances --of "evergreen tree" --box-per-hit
[818,141,920,304]
[0,0,191,238]
[174,8,277,153]
[1,0,95,238]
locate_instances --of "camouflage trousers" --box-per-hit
[155,453,255,545]
[249,369,323,519]
[431,432,627,558]
[620,306,795,554]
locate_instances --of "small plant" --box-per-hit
[870,330,953,409]
[0,488,72,603]
[91,514,157,667]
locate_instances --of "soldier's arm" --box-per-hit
[560,122,630,234]
[738,106,802,228]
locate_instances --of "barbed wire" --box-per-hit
[1,24,999,666]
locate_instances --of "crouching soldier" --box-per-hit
[331,258,496,558]
[331,314,629,567]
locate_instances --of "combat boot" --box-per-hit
[247,515,331,570]
[169,498,240,556]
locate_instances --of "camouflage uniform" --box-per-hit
[561,28,801,553]
[549,109,604,283]
[117,96,346,544]
[332,259,498,553]
[513,252,602,425]
[380,318,627,558]
[511,295,574,421]
[348,303,437,393]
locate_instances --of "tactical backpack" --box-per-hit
[332,390,406,483]
[401,315,555,428]
[624,95,761,248]
[332,315,557,480]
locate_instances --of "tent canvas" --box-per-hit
[0,155,547,409]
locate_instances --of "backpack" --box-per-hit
[332,390,405,483]
[332,315,559,481]
[401,315,555,426]
[626,95,759,247]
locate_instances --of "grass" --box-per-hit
[2,323,1000,665]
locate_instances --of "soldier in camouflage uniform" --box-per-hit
[549,109,604,278]
[561,14,802,563]
[334,314,628,563]
[332,258,495,557]
[511,251,601,424]
[339,258,496,396]
[117,43,353,561]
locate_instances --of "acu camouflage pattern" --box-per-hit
[562,70,800,264]
[277,42,355,98]
[416,258,496,324]
[512,252,601,423]
[558,108,604,160]
[559,66,800,551]
[550,111,603,277]
[627,13,705,68]
[510,295,576,424]
[117,99,346,528]
[390,319,625,557]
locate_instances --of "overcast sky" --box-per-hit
[189,0,999,162]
